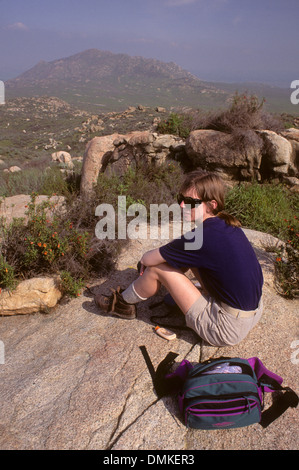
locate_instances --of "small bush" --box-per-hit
[0,252,16,290]
[60,271,85,298]
[225,182,299,298]
[192,92,283,134]
[157,113,192,138]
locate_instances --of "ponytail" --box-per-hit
[217,211,241,228]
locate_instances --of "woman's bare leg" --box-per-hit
[133,263,202,315]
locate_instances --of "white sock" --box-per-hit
[122,282,148,304]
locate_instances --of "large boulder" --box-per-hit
[185,129,263,180]
[0,277,62,315]
[80,132,184,196]
[185,128,299,184]
[257,130,296,177]
[280,127,299,143]
[80,133,121,196]
[280,128,299,174]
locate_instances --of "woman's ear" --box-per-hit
[207,200,218,213]
[210,200,218,210]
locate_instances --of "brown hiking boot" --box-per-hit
[95,286,137,320]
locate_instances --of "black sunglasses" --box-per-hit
[177,193,203,208]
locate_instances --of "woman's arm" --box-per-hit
[139,248,190,276]
[139,248,166,275]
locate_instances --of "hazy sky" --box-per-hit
[0,0,298,86]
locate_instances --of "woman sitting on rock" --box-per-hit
[96,170,264,347]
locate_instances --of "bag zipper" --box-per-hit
[189,360,255,378]
[187,397,260,414]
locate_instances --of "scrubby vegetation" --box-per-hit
[0,192,123,297]
[225,182,298,298]
[158,92,284,140]
[0,162,82,198]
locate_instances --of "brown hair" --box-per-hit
[179,170,241,227]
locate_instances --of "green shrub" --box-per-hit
[157,113,192,138]
[60,271,85,298]
[0,253,16,290]
[225,182,297,237]
[225,182,298,298]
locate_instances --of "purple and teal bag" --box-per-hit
[140,347,298,430]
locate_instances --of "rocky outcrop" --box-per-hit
[80,127,299,196]
[185,127,299,185]
[80,131,184,196]
[185,129,263,181]
[80,133,121,195]
[0,276,62,315]
[0,229,297,450]
[257,130,296,179]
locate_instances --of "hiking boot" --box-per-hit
[95,286,137,320]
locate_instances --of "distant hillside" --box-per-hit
[5,49,296,114]
[3,49,231,112]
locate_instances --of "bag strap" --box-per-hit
[259,374,299,428]
[248,357,299,427]
[139,345,179,398]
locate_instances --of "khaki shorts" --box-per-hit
[185,294,263,347]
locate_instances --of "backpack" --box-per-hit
[140,347,298,430]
